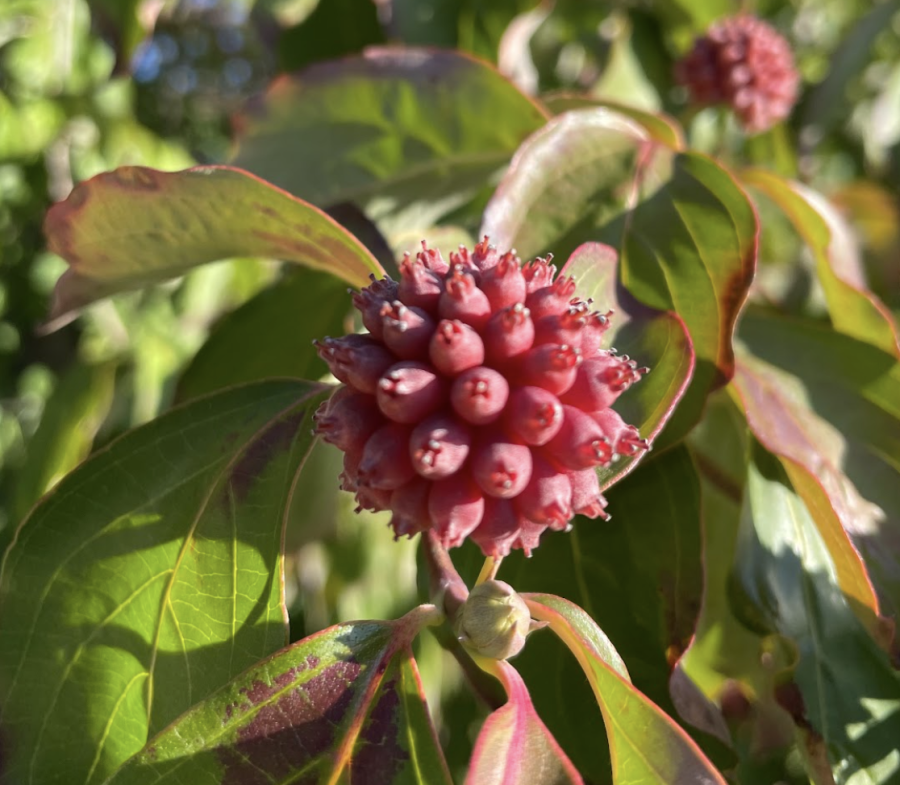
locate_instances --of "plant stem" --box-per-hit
[475,556,502,586]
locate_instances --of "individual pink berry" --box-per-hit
[592,408,650,457]
[503,386,564,446]
[479,250,526,310]
[568,469,611,520]
[352,275,398,339]
[470,434,533,499]
[440,265,492,330]
[450,367,509,425]
[513,454,573,531]
[314,239,649,555]
[313,390,382,453]
[381,301,435,359]
[314,334,395,394]
[561,352,647,411]
[675,14,799,133]
[358,423,416,490]
[429,471,485,548]
[398,254,443,311]
[483,303,535,364]
[376,362,446,424]
[410,414,471,479]
[542,405,613,470]
[518,343,582,395]
[429,320,485,376]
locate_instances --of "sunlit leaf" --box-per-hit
[524,594,728,784]
[467,658,583,785]
[105,608,452,785]
[732,309,898,634]
[561,242,694,485]
[43,165,382,323]
[542,93,685,148]
[0,380,330,785]
[742,168,900,357]
[232,47,549,235]
[481,107,757,437]
[734,446,900,784]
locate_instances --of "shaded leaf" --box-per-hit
[43,165,382,323]
[467,658,583,785]
[742,168,900,357]
[733,309,898,634]
[232,47,549,235]
[0,380,330,785]
[493,445,708,781]
[481,107,757,437]
[11,360,115,523]
[105,607,452,784]
[734,446,900,783]
[524,594,728,784]
[561,242,695,485]
[176,268,349,402]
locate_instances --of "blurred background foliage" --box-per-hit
[1,0,899,779]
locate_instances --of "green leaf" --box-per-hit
[561,242,695,485]
[524,594,728,784]
[541,94,685,148]
[0,380,331,785]
[43,165,382,323]
[176,269,349,402]
[493,445,707,781]
[231,48,549,235]
[11,360,115,523]
[742,169,900,357]
[481,108,758,436]
[735,445,900,783]
[104,608,451,784]
[466,658,583,785]
[733,309,899,634]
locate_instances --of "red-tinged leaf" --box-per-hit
[523,594,728,785]
[561,242,695,485]
[43,165,382,324]
[542,93,685,148]
[732,309,899,641]
[105,607,452,785]
[481,107,757,440]
[232,47,549,232]
[467,658,583,785]
[742,168,900,358]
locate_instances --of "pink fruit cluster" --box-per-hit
[313,239,649,557]
[675,15,799,134]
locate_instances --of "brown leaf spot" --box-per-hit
[228,409,307,503]
[218,661,361,784]
[111,167,161,191]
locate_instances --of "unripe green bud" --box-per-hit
[455,580,545,660]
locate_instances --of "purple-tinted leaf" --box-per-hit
[481,107,757,439]
[561,242,695,485]
[105,607,452,784]
[733,309,899,640]
[43,165,382,323]
[742,168,900,358]
[232,47,549,233]
[466,658,583,785]
[524,594,728,785]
